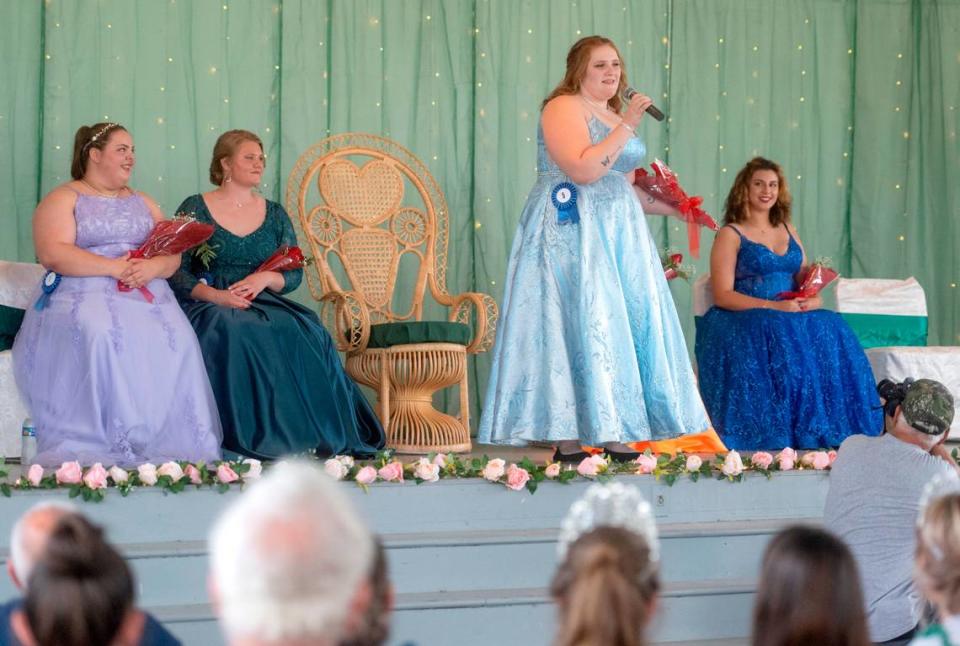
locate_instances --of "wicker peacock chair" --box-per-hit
[285,133,498,454]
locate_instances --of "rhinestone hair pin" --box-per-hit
[557,482,660,563]
[81,123,118,153]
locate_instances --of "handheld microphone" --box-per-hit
[622,87,666,122]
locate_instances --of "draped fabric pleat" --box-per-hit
[1,0,957,421]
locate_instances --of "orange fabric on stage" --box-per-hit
[628,428,726,455]
[583,428,726,456]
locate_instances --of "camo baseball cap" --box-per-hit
[902,379,955,435]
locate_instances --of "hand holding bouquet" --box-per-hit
[119,214,214,302]
[777,259,839,300]
[635,159,719,258]
[241,245,310,300]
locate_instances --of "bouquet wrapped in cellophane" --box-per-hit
[244,245,311,299]
[119,214,214,302]
[635,159,719,258]
[776,259,839,300]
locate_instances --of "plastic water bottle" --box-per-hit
[21,418,36,466]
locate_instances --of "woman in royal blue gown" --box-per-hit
[478,36,718,462]
[695,157,882,449]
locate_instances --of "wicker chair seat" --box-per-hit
[365,321,471,349]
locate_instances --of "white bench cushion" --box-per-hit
[0,261,42,457]
[692,275,714,318]
[865,346,960,438]
[0,261,45,309]
[0,350,28,457]
[836,277,927,316]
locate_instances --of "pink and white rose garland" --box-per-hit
[0,446,880,502]
[7,458,263,501]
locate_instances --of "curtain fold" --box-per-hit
[0,1,42,261]
[0,0,957,419]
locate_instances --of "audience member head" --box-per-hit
[724,157,792,226]
[550,483,660,646]
[339,537,393,646]
[915,475,960,618]
[209,129,265,187]
[16,513,137,646]
[882,378,955,450]
[209,460,374,645]
[543,36,628,112]
[752,525,869,646]
[7,500,77,589]
[70,122,131,183]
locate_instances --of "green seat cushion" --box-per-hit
[0,303,26,351]
[366,321,472,349]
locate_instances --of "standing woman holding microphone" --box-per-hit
[478,36,720,461]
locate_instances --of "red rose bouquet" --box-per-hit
[635,159,719,258]
[254,245,308,273]
[661,250,694,281]
[245,245,310,299]
[119,215,214,302]
[777,260,839,300]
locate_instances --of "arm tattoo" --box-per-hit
[601,144,624,169]
[646,195,655,204]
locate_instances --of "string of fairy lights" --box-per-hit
[2,1,958,338]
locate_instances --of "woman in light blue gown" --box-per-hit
[478,36,714,462]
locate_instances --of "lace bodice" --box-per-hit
[74,193,153,258]
[727,225,802,300]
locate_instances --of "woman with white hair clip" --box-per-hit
[911,474,960,645]
[550,483,660,646]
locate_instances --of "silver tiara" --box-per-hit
[81,123,118,152]
[917,471,960,562]
[557,482,660,563]
[918,471,960,527]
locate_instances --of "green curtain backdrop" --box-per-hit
[1,0,957,423]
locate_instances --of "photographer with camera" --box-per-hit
[824,378,958,645]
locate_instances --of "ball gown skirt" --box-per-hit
[695,226,882,449]
[12,193,222,467]
[170,194,385,459]
[478,117,719,451]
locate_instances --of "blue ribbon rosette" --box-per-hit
[551,182,580,225]
[34,270,61,311]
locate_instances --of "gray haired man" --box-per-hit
[825,378,957,645]
[209,461,374,646]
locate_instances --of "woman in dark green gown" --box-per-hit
[168,130,384,459]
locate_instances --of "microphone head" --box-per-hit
[621,86,638,101]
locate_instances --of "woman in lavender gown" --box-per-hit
[12,122,222,467]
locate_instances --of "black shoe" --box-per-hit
[604,448,642,463]
[551,447,591,463]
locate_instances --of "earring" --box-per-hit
[224,174,232,183]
